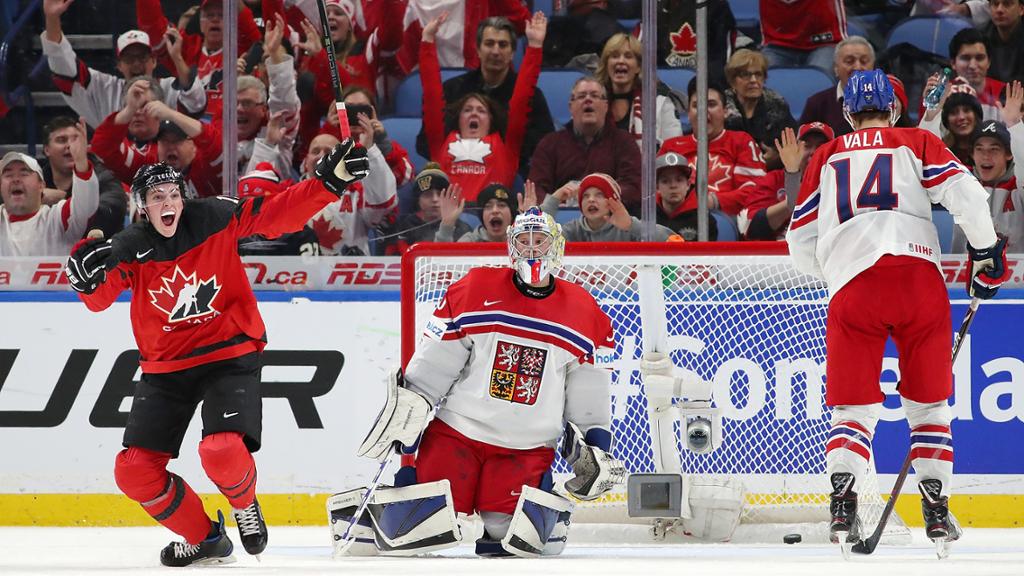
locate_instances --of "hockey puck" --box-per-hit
[783,533,802,544]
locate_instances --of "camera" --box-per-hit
[686,416,713,454]
[346,104,374,126]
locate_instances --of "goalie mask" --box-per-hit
[507,207,565,285]
[130,162,193,217]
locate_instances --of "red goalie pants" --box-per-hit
[415,419,555,515]
[826,255,952,407]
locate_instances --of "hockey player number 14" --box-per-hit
[830,154,897,223]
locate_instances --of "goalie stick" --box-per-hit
[850,297,979,556]
[314,0,352,140]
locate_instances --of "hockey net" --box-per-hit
[400,242,910,544]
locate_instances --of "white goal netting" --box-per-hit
[402,245,910,543]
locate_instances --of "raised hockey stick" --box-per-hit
[850,297,979,555]
[314,0,352,140]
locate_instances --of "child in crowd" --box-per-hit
[655,151,718,241]
[540,172,673,242]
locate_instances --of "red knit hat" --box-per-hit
[238,162,282,198]
[887,74,908,114]
[578,173,621,206]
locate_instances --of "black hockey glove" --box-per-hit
[65,238,113,294]
[967,235,1010,300]
[314,139,370,196]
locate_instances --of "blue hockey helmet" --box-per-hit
[843,69,898,128]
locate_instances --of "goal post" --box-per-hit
[400,242,909,543]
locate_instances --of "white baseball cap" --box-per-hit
[116,30,151,57]
[0,152,44,180]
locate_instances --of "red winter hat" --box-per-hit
[887,74,908,114]
[798,121,835,142]
[578,172,621,206]
[238,162,282,198]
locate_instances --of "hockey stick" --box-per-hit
[314,0,352,140]
[850,297,979,555]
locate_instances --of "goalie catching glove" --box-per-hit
[561,422,626,501]
[314,138,370,196]
[357,368,433,460]
[65,237,114,294]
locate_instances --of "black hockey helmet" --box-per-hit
[130,162,192,216]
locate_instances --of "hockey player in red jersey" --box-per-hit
[787,70,1010,556]
[332,207,625,558]
[63,140,369,566]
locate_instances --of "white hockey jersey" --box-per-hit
[787,126,998,296]
[0,166,99,256]
[405,266,616,451]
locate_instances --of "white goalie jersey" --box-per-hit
[404,266,616,451]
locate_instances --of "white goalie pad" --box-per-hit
[357,368,433,460]
[679,476,746,542]
[366,479,462,556]
[327,487,378,557]
[501,486,575,557]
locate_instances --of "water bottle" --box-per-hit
[924,68,954,110]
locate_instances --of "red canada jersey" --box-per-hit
[78,180,338,374]
[658,130,767,215]
[760,0,847,50]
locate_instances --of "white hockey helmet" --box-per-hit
[507,207,565,285]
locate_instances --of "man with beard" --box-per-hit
[40,0,206,129]
[39,116,127,238]
[92,83,223,200]
[436,182,519,242]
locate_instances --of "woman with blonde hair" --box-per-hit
[723,49,795,146]
[595,32,682,147]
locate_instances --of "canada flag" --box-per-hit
[667,23,698,67]
[149,266,222,323]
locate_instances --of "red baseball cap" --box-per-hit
[798,122,835,142]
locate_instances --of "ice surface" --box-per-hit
[1,526,1021,575]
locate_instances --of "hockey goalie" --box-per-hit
[329,208,627,557]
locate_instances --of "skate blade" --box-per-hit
[194,554,237,566]
[835,531,852,560]
[935,537,954,560]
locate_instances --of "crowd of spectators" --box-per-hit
[1,0,1023,258]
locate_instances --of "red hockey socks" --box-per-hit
[198,432,258,509]
[114,447,211,545]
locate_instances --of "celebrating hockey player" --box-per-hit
[64,140,369,566]
[786,70,1009,556]
[332,207,625,557]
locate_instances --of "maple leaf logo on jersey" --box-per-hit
[310,215,345,252]
[489,341,547,405]
[669,24,697,55]
[448,138,492,164]
[708,155,732,193]
[148,266,222,323]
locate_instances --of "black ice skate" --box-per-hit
[829,472,861,558]
[919,479,962,559]
[233,497,269,556]
[159,510,236,567]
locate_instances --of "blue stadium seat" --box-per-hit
[381,117,428,172]
[885,16,972,58]
[764,67,835,120]
[619,19,639,33]
[533,0,554,15]
[728,0,760,34]
[711,210,740,241]
[555,208,581,225]
[658,67,695,97]
[460,212,482,229]
[932,207,954,254]
[538,69,586,127]
[393,69,465,117]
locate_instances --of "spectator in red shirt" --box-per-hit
[659,76,767,216]
[929,28,1007,122]
[397,0,530,72]
[799,36,874,137]
[420,11,546,202]
[759,0,846,79]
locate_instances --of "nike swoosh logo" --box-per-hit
[483,300,502,306]
[136,248,154,259]
[223,411,239,418]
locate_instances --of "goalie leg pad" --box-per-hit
[327,487,378,557]
[358,369,432,460]
[367,479,462,556]
[500,485,574,557]
[679,476,745,542]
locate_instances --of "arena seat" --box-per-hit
[932,207,955,254]
[537,69,586,127]
[658,67,695,96]
[885,16,972,59]
[728,0,760,35]
[711,210,740,241]
[764,67,835,120]
[392,69,465,117]
[555,208,581,225]
[381,117,428,172]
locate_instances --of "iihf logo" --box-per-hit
[148,265,222,323]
